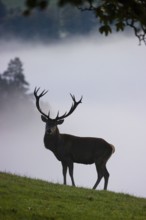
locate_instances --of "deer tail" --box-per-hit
[110,144,115,154]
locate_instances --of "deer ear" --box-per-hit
[41,115,48,123]
[57,119,64,125]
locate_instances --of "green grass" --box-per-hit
[0,172,146,220]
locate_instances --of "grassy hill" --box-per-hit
[0,172,146,220]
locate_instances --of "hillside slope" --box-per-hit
[0,172,146,220]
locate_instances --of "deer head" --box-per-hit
[34,87,82,134]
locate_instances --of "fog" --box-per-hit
[0,35,146,198]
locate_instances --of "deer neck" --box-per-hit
[44,126,61,152]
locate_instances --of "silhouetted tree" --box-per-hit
[3,57,29,92]
[0,58,36,129]
[0,58,30,111]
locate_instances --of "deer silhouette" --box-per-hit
[34,88,115,190]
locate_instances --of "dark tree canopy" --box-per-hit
[24,0,146,44]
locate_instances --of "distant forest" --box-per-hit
[0,0,97,41]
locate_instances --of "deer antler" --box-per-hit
[34,88,82,121]
[54,94,83,121]
[34,87,48,118]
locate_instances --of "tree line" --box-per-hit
[0,0,97,41]
[1,1,146,44]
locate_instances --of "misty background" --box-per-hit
[0,0,146,199]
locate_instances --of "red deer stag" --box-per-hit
[34,88,115,190]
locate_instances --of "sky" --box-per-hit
[0,34,146,198]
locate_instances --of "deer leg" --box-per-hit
[103,166,110,190]
[68,162,75,187]
[62,162,67,185]
[93,162,104,190]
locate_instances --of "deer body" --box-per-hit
[44,129,113,164]
[34,88,115,190]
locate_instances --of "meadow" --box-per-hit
[0,172,146,220]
